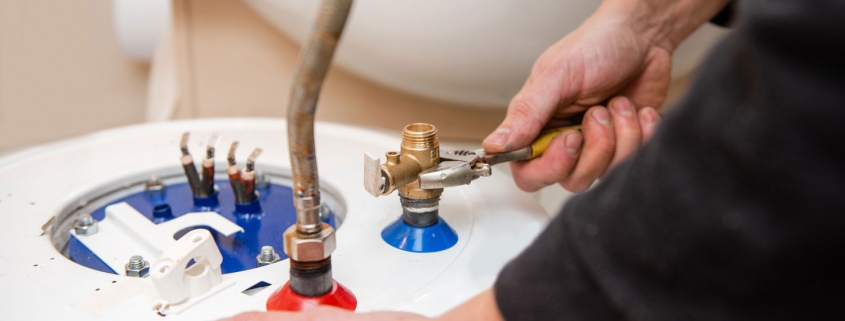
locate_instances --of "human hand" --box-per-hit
[483,3,678,192]
[219,288,503,321]
[508,97,660,192]
[220,306,427,321]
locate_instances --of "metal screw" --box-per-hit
[73,214,99,236]
[260,246,274,261]
[125,255,150,277]
[255,171,270,189]
[128,256,144,269]
[256,245,281,267]
[145,175,165,193]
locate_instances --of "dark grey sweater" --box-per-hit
[495,0,845,320]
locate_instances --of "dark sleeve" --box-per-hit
[495,0,845,320]
[710,1,734,27]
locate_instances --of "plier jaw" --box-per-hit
[418,160,492,189]
[417,146,534,189]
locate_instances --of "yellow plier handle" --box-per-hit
[529,125,583,158]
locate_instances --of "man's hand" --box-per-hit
[506,97,661,192]
[220,288,503,321]
[220,307,424,321]
[483,0,730,192]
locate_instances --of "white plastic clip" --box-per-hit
[151,229,234,315]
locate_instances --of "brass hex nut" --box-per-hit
[283,223,336,262]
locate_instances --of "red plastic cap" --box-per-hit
[266,279,357,312]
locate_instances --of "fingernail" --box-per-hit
[593,108,611,125]
[612,99,634,116]
[565,133,583,156]
[485,127,511,147]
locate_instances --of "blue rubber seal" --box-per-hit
[381,217,458,253]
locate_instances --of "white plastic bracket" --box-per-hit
[151,229,234,315]
[72,202,243,274]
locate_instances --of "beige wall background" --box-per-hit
[0,0,149,153]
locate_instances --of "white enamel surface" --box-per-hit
[244,0,726,107]
[0,119,548,320]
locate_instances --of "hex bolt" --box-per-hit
[256,245,281,267]
[125,255,150,278]
[255,171,270,189]
[73,214,99,236]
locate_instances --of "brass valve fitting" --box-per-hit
[364,123,447,227]
[380,123,444,200]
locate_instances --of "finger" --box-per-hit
[606,97,642,170]
[561,106,616,192]
[220,308,358,321]
[639,106,661,141]
[482,92,559,154]
[509,129,583,192]
[219,311,294,321]
[483,52,578,153]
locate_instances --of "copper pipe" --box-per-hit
[286,0,354,235]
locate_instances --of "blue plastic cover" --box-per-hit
[67,179,336,274]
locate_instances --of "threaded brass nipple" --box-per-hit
[401,123,439,151]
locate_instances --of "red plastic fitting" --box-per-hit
[266,279,357,312]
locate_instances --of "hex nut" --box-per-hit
[125,260,150,278]
[73,217,99,236]
[283,223,336,262]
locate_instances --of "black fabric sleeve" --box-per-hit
[495,0,845,320]
[710,1,734,27]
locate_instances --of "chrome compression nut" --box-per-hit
[256,246,282,267]
[283,223,336,262]
[125,255,150,278]
[73,215,99,236]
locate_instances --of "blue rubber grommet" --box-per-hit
[235,199,262,214]
[193,190,220,211]
[381,217,458,253]
[152,203,174,218]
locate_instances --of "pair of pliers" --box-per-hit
[418,124,582,189]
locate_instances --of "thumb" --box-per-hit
[483,91,559,153]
